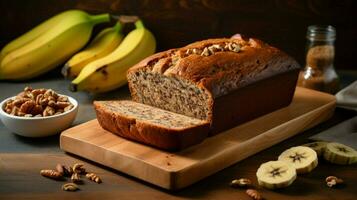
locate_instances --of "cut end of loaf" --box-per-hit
[127,71,212,121]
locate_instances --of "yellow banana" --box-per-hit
[0,10,110,80]
[62,22,124,78]
[70,20,156,93]
[0,10,84,62]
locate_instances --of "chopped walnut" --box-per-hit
[57,95,68,102]
[230,178,252,188]
[192,48,201,54]
[19,100,36,114]
[3,87,74,117]
[43,106,55,117]
[326,176,343,188]
[225,42,241,52]
[201,47,210,56]
[208,44,224,54]
[185,42,241,57]
[246,189,262,200]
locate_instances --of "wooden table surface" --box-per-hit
[0,70,356,200]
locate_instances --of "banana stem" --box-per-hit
[135,20,145,29]
[113,22,123,32]
[90,13,110,25]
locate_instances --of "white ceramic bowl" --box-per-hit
[0,95,78,137]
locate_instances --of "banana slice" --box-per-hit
[323,142,357,165]
[302,141,327,156]
[278,146,318,174]
[256,160,297,189]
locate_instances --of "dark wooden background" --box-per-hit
[0,0,356,69]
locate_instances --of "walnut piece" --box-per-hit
[201,47,210,56]
[86,172,102,183]
[230,178,252,188]
[71,173,82,183]
[246,189,262,200]
[40,169,63,180]
[73,163,86,174]
[43,106,55,117]
[19,100,36,114]
[62,183,79,192]
[56,164,66,176]
[326,176,343,188]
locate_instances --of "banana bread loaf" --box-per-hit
[127,37,300,134]
[94,100,209,150]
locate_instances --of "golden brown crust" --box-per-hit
[210,69,299,134]
[127,37,300,98]
[94,101,209,151]
[128,49,176,73]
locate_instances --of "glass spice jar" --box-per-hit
[297,25,340,94]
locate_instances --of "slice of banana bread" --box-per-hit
[127,37,300,134]
[94,100,209,151]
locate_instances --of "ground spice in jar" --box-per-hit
[298,25,339,94]
[307,45,334,70]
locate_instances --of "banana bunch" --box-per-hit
[62,22,124,78]
[70,19,156,93]
[0,10,110,80]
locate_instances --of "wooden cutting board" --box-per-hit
[60,87,336,190]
